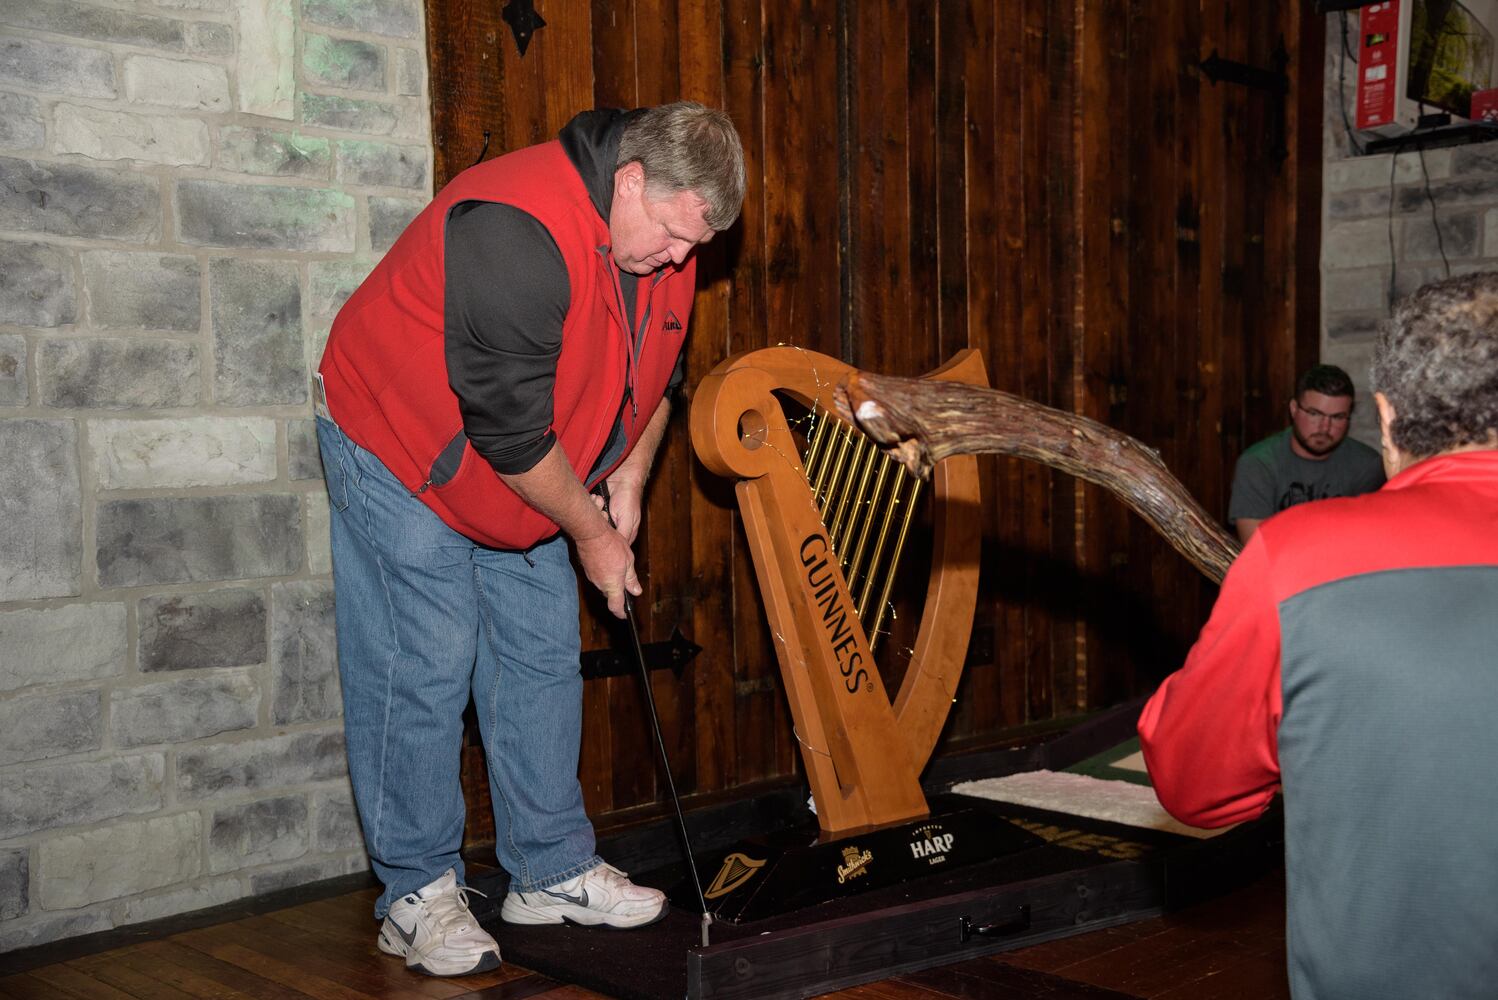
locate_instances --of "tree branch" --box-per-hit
[835,372,1239,584]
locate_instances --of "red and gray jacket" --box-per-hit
[318,115,694,549]
[1140,450,1498,999]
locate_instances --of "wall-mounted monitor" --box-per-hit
[1356,0,1498,134]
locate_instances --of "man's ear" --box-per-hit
[1375,391,1402,476]
[614,161,643,195]
[1374,392,1396,440]
[1288,396,1298,421]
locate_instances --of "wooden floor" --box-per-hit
[0,870,1290,999]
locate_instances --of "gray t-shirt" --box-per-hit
[1228,428,1385,524]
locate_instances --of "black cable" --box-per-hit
[1387,150,1399,311]
[1417,144,1452,277]
[470,130,491,168]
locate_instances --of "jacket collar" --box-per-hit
[1385,448,1498,490]
[559,108,645,225]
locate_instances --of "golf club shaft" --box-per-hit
[598,483,713,944]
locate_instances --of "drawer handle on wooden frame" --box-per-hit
[959,905,1032,943]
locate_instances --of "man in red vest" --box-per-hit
[316,102,745,977]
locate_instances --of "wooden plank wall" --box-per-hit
[424,0,1323,830]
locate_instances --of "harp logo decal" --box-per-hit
[799,533,871,694]
[836,845,873,884]
[909,822,956,865]
[704,852,766,899]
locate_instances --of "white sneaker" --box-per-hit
[500,862,668,929]
[377,869,502,977]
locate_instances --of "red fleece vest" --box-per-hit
[318,140,694,549]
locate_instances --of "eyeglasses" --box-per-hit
[1294,403,1350,424]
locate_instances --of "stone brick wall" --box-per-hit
[0,0,430,951]
[1321,11,1498,447]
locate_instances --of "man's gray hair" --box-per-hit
[617,101,746,231]
[1372,271,1498,459]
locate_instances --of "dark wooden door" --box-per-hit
[425,0,1322,838]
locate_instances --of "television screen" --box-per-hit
[1407,0,1496,117]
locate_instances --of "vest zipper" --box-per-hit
[634,269,667,384]
[597,246,638,420]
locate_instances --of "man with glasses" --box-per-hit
[1228,364,1384,543]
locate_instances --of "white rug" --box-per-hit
[952,770,1232,840]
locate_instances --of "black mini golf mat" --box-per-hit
[466,792,1281,1000]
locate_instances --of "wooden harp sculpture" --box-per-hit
[690,347,989,837]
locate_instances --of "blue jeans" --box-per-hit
[317,417,601,917]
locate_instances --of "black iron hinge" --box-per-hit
[1199,41,1291,163]
[500,0,545,56]
[580,625,702,681]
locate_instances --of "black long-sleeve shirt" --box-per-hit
[440,110,681,479]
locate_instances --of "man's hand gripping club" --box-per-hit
[590,479,642,617]
[496,444,640,619]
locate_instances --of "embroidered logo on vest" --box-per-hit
[663,309,683,333]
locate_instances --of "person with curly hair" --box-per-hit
[1140,271,1498,999]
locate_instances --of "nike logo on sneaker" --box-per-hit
[542,886,589,907]
[390,918,419,947]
